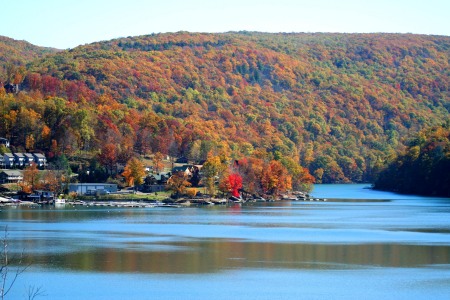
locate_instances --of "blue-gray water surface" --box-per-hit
[1,184,450,299]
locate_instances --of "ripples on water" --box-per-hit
[2,184,450,299]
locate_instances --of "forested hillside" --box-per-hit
[0,35,59,85]
[1,32,449,183]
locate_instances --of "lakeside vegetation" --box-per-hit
[1,32,449,193]
[374,123,450,197]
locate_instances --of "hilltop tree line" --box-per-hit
[0,32,449,186]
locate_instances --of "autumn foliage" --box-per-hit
[122,157,146,187]
[374,124,450,197]
[1,32,449,185]
[166,171,192,197]
[219,173,243,197]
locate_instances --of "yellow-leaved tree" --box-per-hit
[122,157,146,191]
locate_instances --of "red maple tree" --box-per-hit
[228,173,243,197]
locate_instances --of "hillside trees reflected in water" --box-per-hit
[20,239,450,274]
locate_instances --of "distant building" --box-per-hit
[68,183,118,195]
[32,153,47,168]
[0,155,3,168]
[0,138,9,148]
[24,153,35,167]
[0,170,23,184]
[13,153,25,168]
[3,153,15,168]
[172,165,193,177]
[151,172,171,184]
[28,190,54,202]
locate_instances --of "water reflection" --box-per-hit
[22,239,450,274]
[2,184,450,280]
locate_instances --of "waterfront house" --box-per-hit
[3,153,15,168]
[28,190,54,202]
[0,137,9,148]
[13,153,25,168]
[32,153,47,168]
[68,183,118,195]
[0,170,23,184]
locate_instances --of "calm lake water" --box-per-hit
[2,184,450,299]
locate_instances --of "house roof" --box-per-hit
[24,153,34,158]
[175,157,189,163]
[33,153,46,158]
[3,153,14,158]
[13,153,25,157]
[172,165,192,172]
[152,172,171,181]
[0,170,23,176]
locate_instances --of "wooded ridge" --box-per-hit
[1,32,449,184]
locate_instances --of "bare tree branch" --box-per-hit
[1,226,34,299]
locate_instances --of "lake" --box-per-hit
[2,184,450,299]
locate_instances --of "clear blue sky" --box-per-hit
[1,0,449,49]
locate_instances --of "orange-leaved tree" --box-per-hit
[122,157,146,189]
[166,171,191,198]
[21,162,40,193]
[261,160,292,196]
[152,152,164,173]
